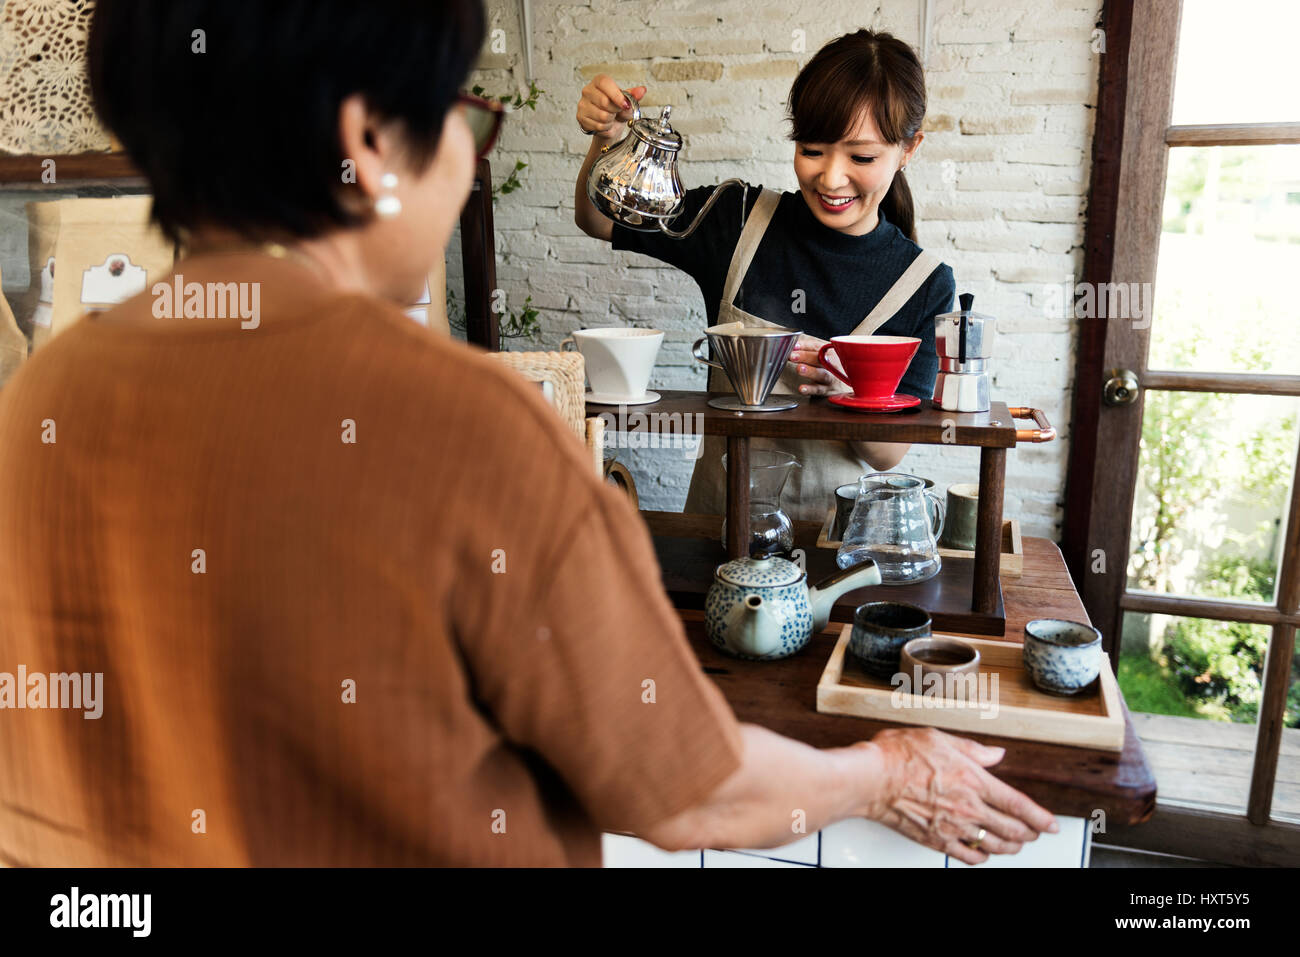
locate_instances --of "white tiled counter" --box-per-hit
[603,816,1091,868]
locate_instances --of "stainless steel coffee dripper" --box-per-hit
[692,324,801,412]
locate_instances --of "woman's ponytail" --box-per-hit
[881,169,917,243]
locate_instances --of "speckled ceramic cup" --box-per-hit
[1023,619,1102,696]
[849,601,932,680]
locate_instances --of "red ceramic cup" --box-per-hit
[817,336,921,398]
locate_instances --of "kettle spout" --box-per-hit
[808,559,881,632]
[723,594,782,660]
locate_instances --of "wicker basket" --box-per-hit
[488,351,603,478]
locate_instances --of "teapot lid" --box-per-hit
[629,105,682,152]
[936,292,995,324]
[716,555,805,588]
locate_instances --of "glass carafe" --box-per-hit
[837,472,946,583]
[720,450,801,557]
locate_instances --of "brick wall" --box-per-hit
[462,0,1104,541]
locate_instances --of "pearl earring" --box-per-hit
[375,172,401,219]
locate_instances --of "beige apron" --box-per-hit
[684,188,943,522]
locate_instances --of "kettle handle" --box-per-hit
[598,91,643,156]
[616,89,642,124]
[619,89,642,124]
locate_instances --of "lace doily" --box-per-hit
[0,0,110,154]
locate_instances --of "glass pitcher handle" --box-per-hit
[925,489,946,540]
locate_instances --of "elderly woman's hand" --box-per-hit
[856,727,1059,865]
[788,334,852,396]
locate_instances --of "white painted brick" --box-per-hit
[957,170,1039,192]
[548,237,614,264]
[618,37,690,60]
[458,0,1097,531]
[1003,143,1086,167]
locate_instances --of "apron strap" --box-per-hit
[850,249,945,336]
[721,188,781,306]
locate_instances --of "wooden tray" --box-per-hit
[816,624,1125,751]
[816,508,1023,578]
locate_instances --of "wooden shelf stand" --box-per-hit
[591,391,1041,636]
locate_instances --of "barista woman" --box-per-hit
[574,29,956,522]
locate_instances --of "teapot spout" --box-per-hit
[658,178,749,239]
[722,594,782,659]
[808,559,881,632]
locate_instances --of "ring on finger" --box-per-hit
[960,827,987,851]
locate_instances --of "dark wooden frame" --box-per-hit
[1062,0,1300,860]
[458,158,499,350]
[0,151,139,183]
[1060,0,1135,590]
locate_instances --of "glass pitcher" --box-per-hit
[836,472,946,583]
[720,450,801,557]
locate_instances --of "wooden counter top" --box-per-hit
[644,512,1157,825]
[588,391,1019,446]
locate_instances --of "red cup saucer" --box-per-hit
[828,392,922,413]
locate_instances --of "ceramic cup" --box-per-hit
[900,637,981,696]
[816,335,920,399]
[938,483,980,551]
[1022,618,1103,696]
[848,601,932,680]
[561,327,664,399]
[832,483,859,541]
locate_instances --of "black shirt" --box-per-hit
[611,182,956,401]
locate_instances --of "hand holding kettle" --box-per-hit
[577,75,646,143]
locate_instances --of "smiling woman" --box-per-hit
[574,29,955,523]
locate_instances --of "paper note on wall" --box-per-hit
[49,196,174,339]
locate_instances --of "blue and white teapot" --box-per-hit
[705,555,881,660]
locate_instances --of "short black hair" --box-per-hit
[89,0,485,245]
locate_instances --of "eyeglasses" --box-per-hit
[456,91,504,160]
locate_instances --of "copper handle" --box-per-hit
[1008,406,1056,443]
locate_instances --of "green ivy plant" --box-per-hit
[447,290,541,345]
[446,81,546,349]
[470,80,543,205]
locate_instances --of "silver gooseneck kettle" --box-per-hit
[586,89,746,239]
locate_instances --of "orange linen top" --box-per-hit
[0,253,743,866]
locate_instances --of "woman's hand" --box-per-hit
[577,75,646,144]
[789,334,851,396]
[855,728,1059,865]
